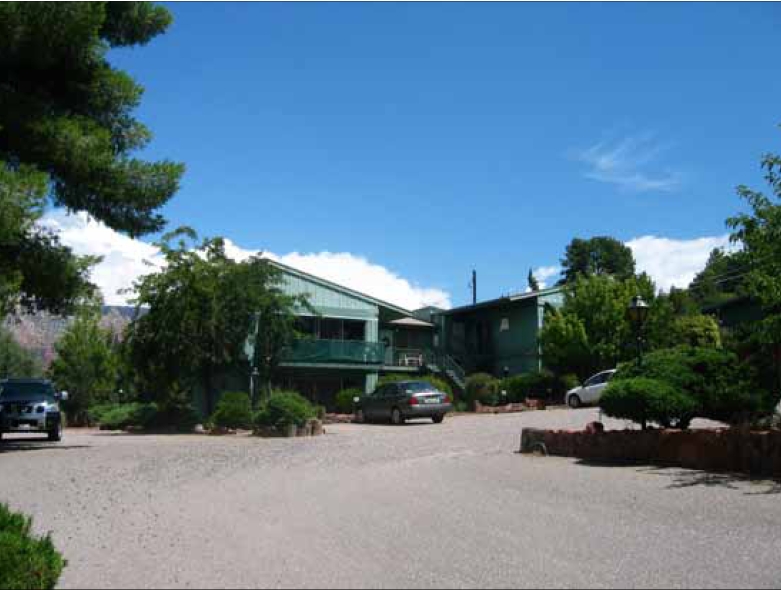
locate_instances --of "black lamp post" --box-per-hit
[627,295,650,367]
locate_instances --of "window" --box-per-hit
[500,318,510,332]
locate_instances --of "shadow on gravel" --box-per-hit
[0,439,90,454]
[575,459,781,496]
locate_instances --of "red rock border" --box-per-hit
[520,427,781,477]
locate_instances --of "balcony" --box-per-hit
[282,339,385,365]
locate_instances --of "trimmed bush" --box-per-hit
[600,377,698,430]
[335,388,362,415]
[255,391,317,431]
[165,403,201,433]
[614,346,768,424]
[464,373,501,408]
[500,370,579,404]
[210,392,253,430]
[97,403,160,431]
[0,504,66,590]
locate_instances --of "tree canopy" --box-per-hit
[0,326,42,378]
[728,142,781,390]
[688,248,748,309]
[0,2,184,237]
[0,2,182,314]
[541,274,655,380]
[527,269,540,292]
[49,305,118,425]
[558,236,636,285]
[125,231,311,414]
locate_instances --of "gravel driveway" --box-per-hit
[1,409,779,589]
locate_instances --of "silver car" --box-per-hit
[355,380,453,425]
[0,379,68,442]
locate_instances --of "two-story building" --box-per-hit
[196,262,563,414]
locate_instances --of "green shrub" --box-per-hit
[335,388,362,414]
[97,403,160,431]
[210,392,253,430]
[500,370,577,404]
[615,346,768,424]
[0,504,66,590]
[255,391,317,430]
[87,403,119,425]
[600,377,698,429]
[464,373,501,408]
[165,403,201,433]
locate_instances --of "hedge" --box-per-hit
[0,504,66,590]
[600,377,698,430]
[335,388,362,414]
[614,346,770,425]
[255,391,317,430]
[210,392,253,430]
[464,373,501,408]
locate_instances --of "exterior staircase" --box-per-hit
[425,351,467,394]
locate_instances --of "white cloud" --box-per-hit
[628,234,735,292]
[574,134,681,193]
[533,266,561,289]
[39,211,164,306]
[39,211,452,311]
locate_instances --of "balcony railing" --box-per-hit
[282,339,385,365]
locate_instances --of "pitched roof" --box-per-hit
[267,259,415,317]
[440,286,563,316]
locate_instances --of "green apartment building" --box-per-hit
[198,262,563,413]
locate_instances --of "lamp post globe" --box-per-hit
[627,295,650,328]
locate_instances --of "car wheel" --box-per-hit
[432,415,444,424]
[391,408,405,426]
[355,409,365,424]
[568,395,582,409]
[48,422,62,442]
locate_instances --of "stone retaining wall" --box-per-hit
[520,427,781,477]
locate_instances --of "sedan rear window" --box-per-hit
[402,382,436,394]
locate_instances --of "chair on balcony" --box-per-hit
[401,351,424,367]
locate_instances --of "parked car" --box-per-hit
[355,380,453,425]
[564,370,617,409]
[0,379,68,442]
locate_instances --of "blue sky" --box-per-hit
[51,2,781,308]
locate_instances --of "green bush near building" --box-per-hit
[464,373,501,408]
[90,402,200,433]
[600,377,699,430]
[0,504,66,590]
[95,403,160,431]
[500,370,580,404]
[210,392,254,430]
[335,388,362,414]
[255,391,318,431]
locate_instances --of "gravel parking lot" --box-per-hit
[1,409,780,589]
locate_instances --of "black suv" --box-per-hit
[0,379,68,442]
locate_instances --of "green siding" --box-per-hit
[280,273,378,319]
[440,289,564,377]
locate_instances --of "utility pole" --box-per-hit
[470,270,477,305]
